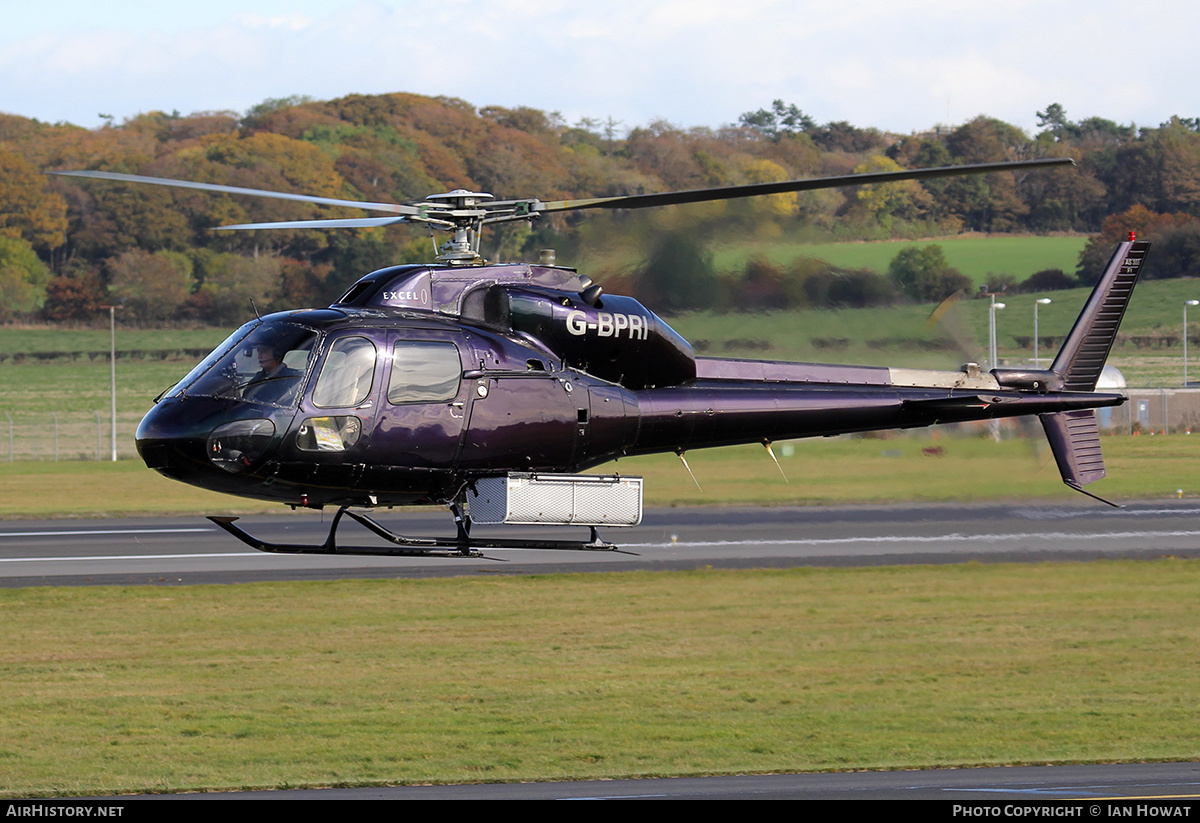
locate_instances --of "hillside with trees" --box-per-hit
[2,93,1200,324]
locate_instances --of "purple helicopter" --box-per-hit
[54,160,1145,557]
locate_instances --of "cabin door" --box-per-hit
[367,332,471,471]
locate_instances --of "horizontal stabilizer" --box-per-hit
[1040,410,1106,487]
[1052,240,1149,391]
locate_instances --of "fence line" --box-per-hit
[0,411,142,461]
[1116,387,1200,435]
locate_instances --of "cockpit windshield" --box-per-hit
[168,322,319,407]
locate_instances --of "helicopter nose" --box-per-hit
[136,400,195,471]
[136,397,283,480]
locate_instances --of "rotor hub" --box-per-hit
[424,189,494,210]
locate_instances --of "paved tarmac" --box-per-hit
[2,499,1199,587]
[121,761,1200,800]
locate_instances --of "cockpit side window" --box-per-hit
[387,342,461,404]
[313,336,377,408]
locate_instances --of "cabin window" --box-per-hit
[295,415,363,452]
[313,336,377,408]
[387,342,461,404]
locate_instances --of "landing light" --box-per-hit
[208,419,275,473]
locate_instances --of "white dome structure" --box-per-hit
[1095,364,1127,390]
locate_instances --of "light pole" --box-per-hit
[1033,298,1051,367]
[102,305,121,461]
[1186,300,1199,386]
[988,297,1006,371]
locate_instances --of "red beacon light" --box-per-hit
[1129,230,1137,241]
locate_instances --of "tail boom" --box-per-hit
[646,238,1149,501]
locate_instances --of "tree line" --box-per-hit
[2,93,1200,325]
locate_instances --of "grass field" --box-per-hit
[586,232,1090,287]
[711,234,1090,286]
[0,327,229,354]
[3,560,1199,796]
[664,276,1200,385]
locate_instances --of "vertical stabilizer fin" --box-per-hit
[1051,239,1149,391]
[1040,410,1105,486]
[1039,409,1120,506]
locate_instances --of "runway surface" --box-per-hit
[127,761,1200,800]
[2,498,1199,587]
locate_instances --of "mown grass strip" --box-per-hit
[1,561,1197,796]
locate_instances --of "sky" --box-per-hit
[2,0,1197,137]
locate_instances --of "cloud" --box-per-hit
[1,0,1197,132]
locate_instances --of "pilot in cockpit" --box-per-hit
[242,342,303,405]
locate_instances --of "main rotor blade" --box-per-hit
[50,169,420,216]
[213,216,413,231]
[534,158,1075,214]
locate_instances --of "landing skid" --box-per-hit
[207,506,632,559]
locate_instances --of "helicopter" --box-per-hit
[53,159,1147,558]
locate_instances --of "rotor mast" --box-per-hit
[422,190,494,264]
[422,190,555,265]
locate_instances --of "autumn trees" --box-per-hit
[0,147,66,320]
[3,92,1200,324]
